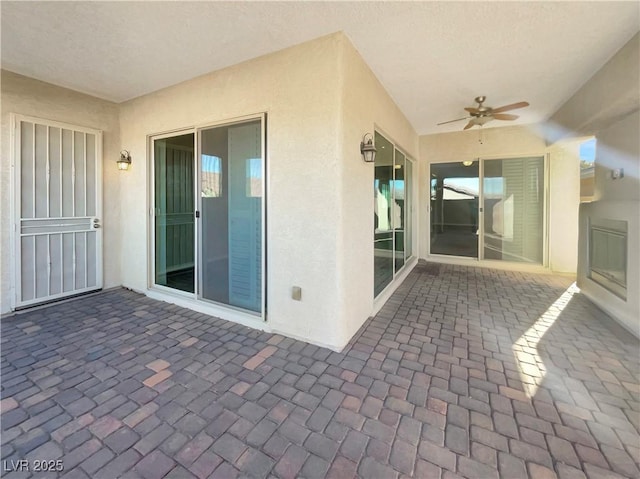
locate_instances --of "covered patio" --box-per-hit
[2,264,638,478]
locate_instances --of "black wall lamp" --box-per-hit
[360,133,377,163]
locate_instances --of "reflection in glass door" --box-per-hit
[405,159,413,258]
[199,119,263,313]
[374,132,414,297]
[429,157,545,264]
[483,157,544,263]
[154,133,195,293]
[394,149,405,272]
[374,133,394,296]
[430,161,479,258]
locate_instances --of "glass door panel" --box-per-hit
[405,159,413,258]
[430,161,479,258]
[393,149,405,272]
[200,120,262,312]
[154,133,195,293]
[483,157,544,263]
[374,132,394,296]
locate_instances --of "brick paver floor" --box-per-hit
[1,262,638,478]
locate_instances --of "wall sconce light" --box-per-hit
[462,160,474,167]
[117,150,132,170]
[360,133,377,163]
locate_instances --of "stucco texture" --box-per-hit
[0,71,120,314]
[553,33,639,337]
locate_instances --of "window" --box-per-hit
[580,138,596,201]
[374,132,414,297]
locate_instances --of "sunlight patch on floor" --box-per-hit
[513,282,579,398]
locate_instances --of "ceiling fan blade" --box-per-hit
[492,113,519,121]
[437,116,470,126]
[464,107,480,114]
[463,120,475,130]
[491,101,529,113]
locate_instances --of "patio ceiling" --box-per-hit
[1,1,638,134]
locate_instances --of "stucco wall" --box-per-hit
[550,32,639,141]
[118,34,345,348]
[551,32,639,337]
[337,35,419,347]
[0,34,420,350]
[577,110,640,337]
[419,125,579,273]
[0,71,120,314]
[547,140,580,273]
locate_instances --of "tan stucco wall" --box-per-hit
[552,33,639,337]
[0,33,419,350]
[0,71,121,314]
[419,125,580,273]
[550,32,640,141]
[337,35,419,347]
[578,110,640,337]
[117,34,345,348]
[546,140,581,273]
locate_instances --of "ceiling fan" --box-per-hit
[437,96,530,130]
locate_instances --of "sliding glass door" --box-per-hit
[152,116,265,317]
[430,161,479,258]
[199,120,263,312]
[483,157,544,263]
[154,133,195,293]
[374,131,414,297]
[374,133,394,295]
[394,149,406,272]
[429,156,545,264]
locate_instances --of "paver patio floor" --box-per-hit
[1,262,638,478]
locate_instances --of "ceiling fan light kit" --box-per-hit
[438,96,530,130]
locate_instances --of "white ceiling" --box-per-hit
[2,1,638,134]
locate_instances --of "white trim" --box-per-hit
[543,153,550,268]
[261,114,268,321]
[196,130,202,300]
[10,114,18,311]
[478,156,485,260]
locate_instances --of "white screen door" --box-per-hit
[13,115,103,308]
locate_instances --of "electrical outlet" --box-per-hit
[292,286,302,301]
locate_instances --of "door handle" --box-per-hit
[93,224,101,229]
